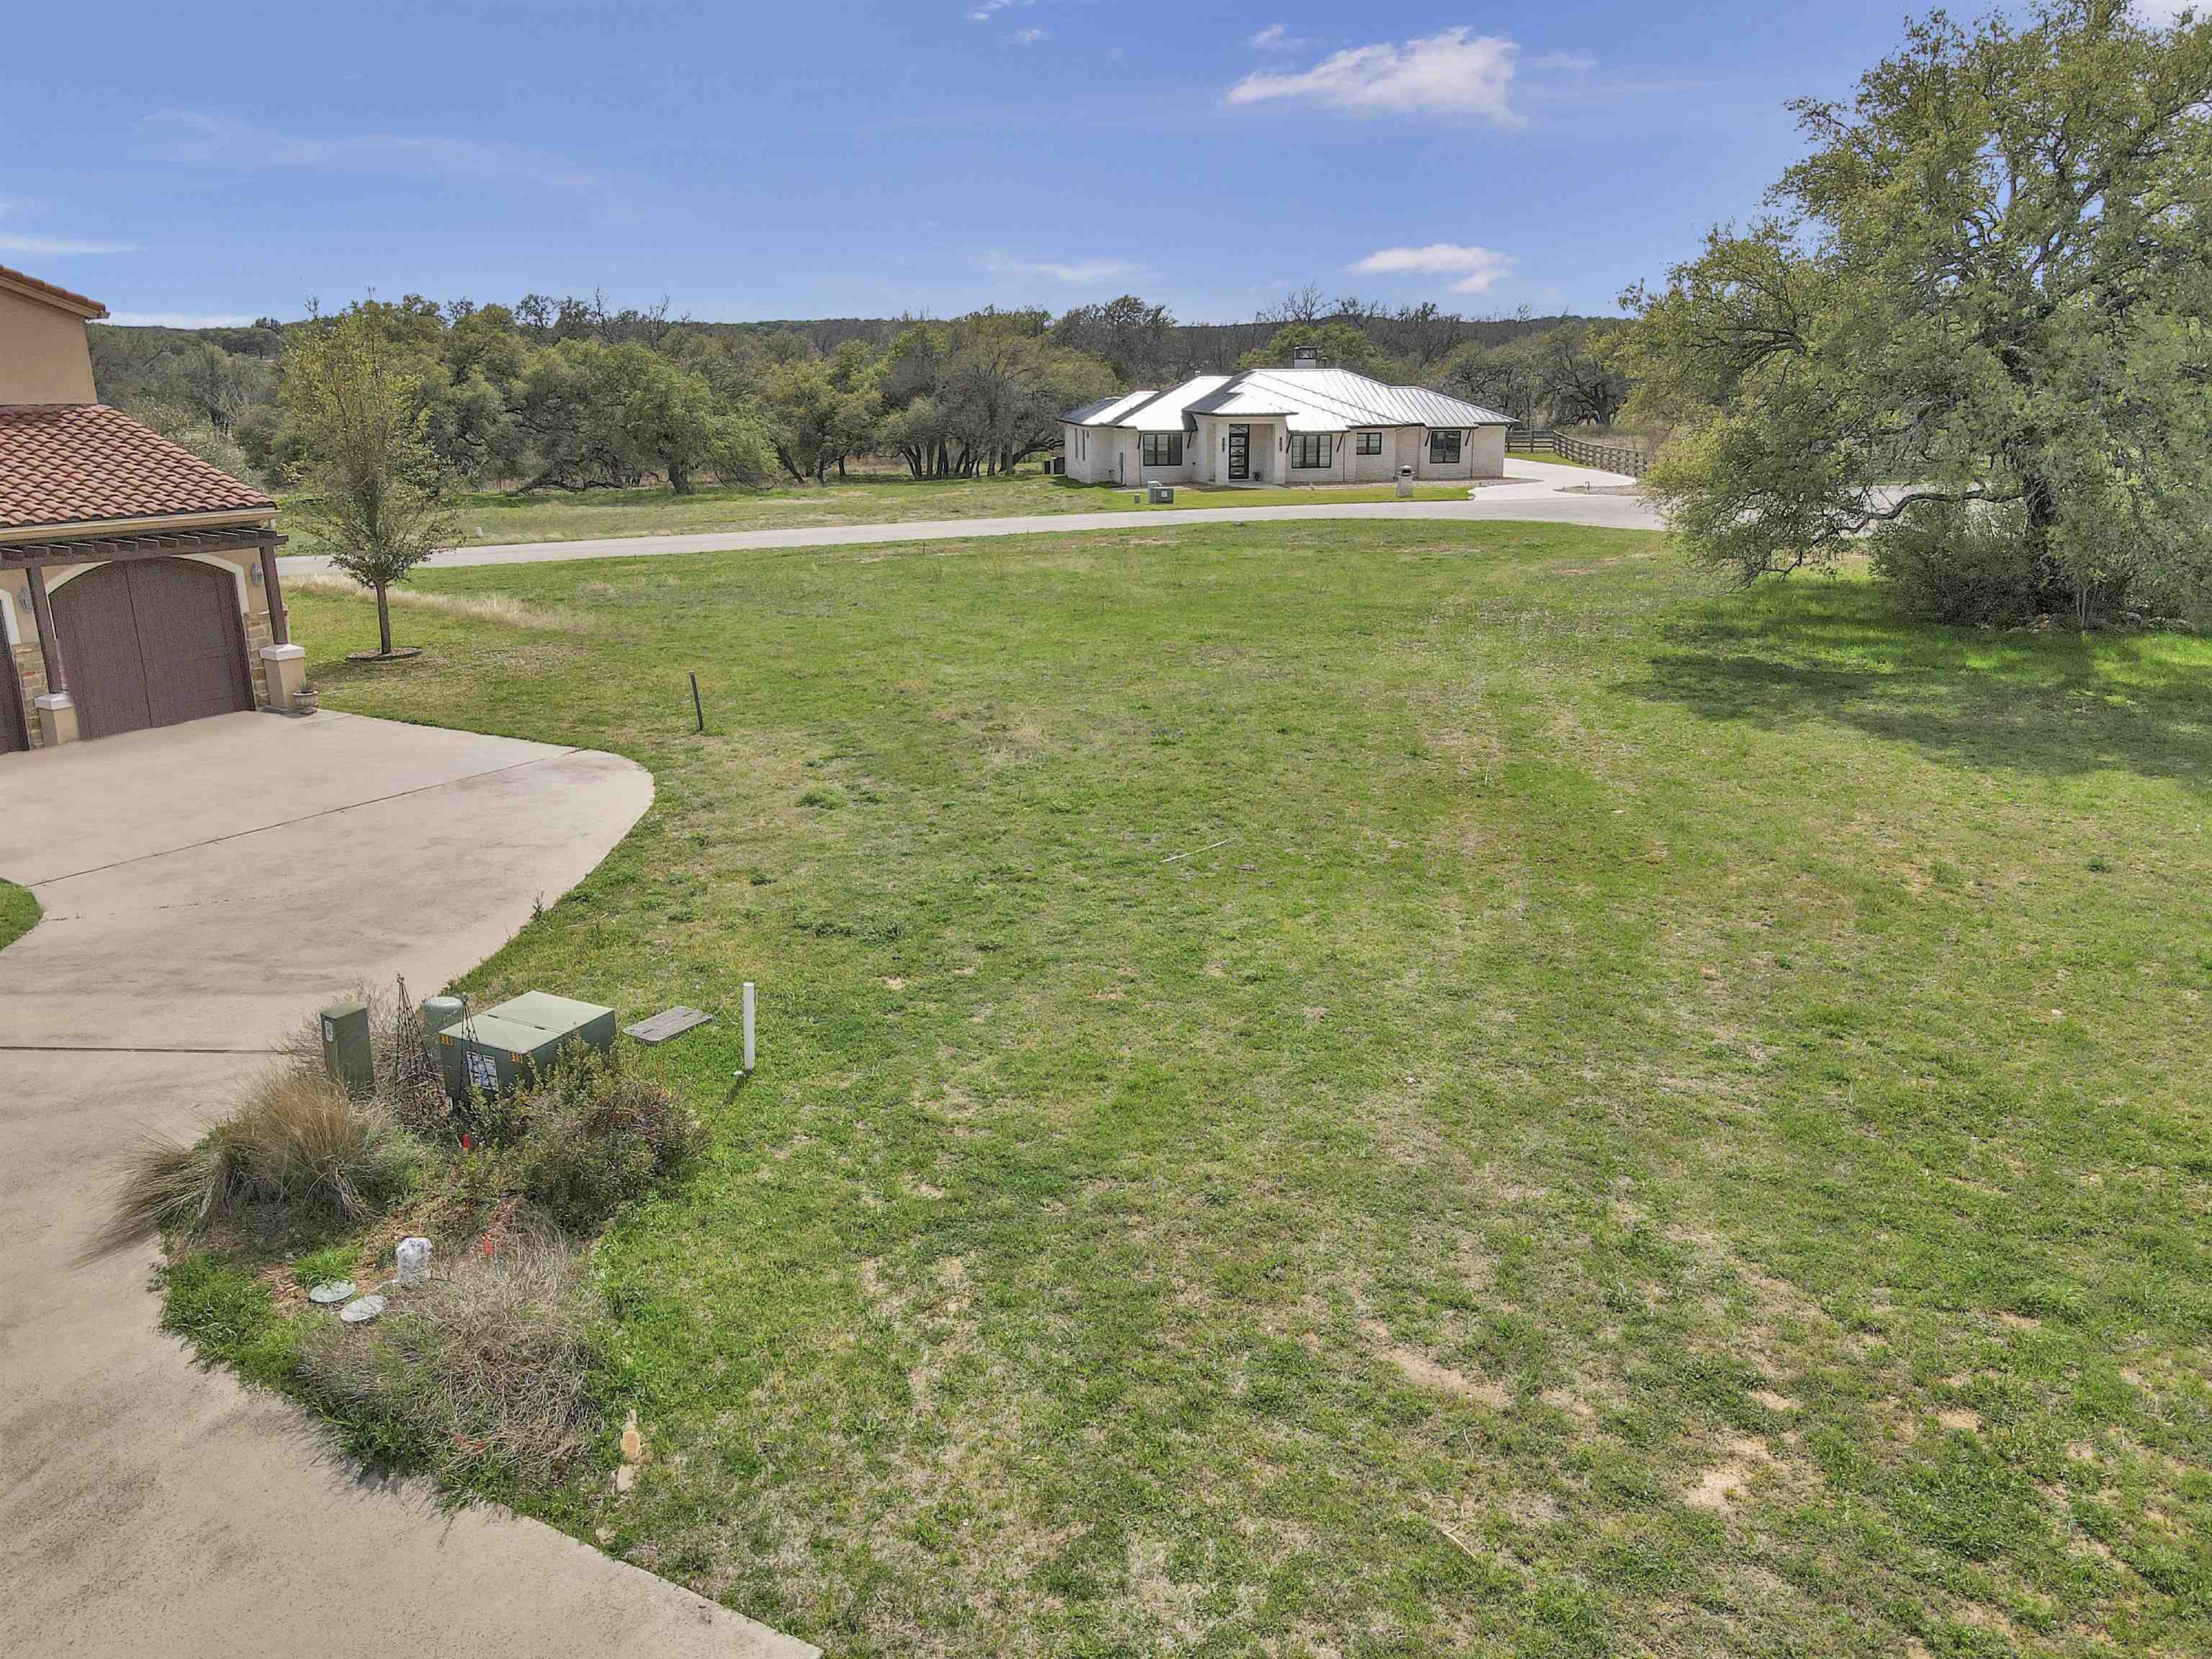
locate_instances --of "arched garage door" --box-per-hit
[53,559,253,741]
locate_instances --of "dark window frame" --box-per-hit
[1141,431,1184,468]
[1429,429,1463,465]
[1356,431,1385,455]
[1290,433,1332,469]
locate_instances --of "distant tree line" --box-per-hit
[87,287,1638,499]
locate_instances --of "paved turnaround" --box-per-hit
[0,711,815,1659]
[280,459,1660,578]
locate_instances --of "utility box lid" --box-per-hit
[490,992,616,1038]
[443,1012,560,1059]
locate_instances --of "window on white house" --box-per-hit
[1429,430,1463,464]
[1141,432,1184,467]
[1357,431,1384,455]
[1291,434,1331,469]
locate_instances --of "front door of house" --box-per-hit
[1227,425,1249,482]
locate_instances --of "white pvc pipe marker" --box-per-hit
[742,982,756,1073]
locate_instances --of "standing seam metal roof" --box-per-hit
[1066,367,1508,433]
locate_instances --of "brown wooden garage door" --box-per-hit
[52,559,253,741]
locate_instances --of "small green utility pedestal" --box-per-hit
[320,1000,374,1096]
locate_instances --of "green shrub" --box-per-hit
[1870,503,2069,627]
[513,1048,705,1231]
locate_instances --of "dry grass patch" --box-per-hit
[297,1226,601,1487]
[289,571,580,632]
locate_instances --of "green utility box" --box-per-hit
[436,992,617,1100]
[320,999,374,1096]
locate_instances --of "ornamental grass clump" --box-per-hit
[101,1062,421,1253]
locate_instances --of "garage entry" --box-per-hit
[52,559,253,741]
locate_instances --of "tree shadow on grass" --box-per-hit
[1622,582,2212,791]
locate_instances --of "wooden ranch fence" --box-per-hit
[1506,428,1651,478]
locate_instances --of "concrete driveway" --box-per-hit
[280,457,1658,579]
[0,711,814,1659]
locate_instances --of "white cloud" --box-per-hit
[2131,0,2193,22]
[0,198,138,256]
[1226,27,1522,124]
[985,253,1134,284]
[145,109,606,198]
[106,312,257,328]
[1249,23,1311,51]
[0,234,139,256]
[1352,243,1514,295]
[1011,26,1046,43]
[968,0,1032,17]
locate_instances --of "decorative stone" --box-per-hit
[340,1294,388,1324]
[307,1280,356,1305]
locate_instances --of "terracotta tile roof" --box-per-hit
[0,404,274,533]
[0,263,107,318]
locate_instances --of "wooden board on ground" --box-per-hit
[624,1005,715,1045]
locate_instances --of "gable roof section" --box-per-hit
[1117,375,1231,432]
[1064,390,1163,428]
[0,404,274,534]
[1186,367,1509,433]
[0,263,108,320]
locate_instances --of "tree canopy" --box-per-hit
[93,286,1640,502]
[282,307,458,656]
[1619,0,2212,623]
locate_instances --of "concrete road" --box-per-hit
[280,458,1660,578]
[0,711,815,1659]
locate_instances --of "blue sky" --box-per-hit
[0,3,2154,328]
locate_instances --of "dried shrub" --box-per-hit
[513,1047,706,1232]
[100,1063,421,1252]
[295,1226,601,1487]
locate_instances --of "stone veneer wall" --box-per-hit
[9,639,45,749]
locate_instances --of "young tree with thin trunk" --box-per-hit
[1619,1,2212,623]
[283,307,458,657]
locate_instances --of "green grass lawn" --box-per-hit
[246,523,2209,1656]
[0,879,38,950]
[274,473,1480,552]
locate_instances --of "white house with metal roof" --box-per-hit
[1061,354,1511,488]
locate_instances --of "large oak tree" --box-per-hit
[1620,1,2212,622]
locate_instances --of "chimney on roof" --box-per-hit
[1292,348,1321,370]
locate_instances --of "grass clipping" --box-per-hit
[298,1227,601,1488]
